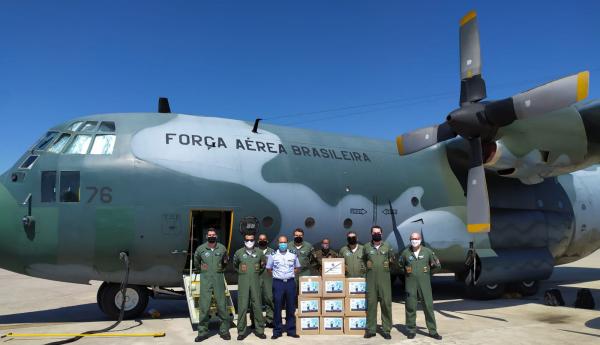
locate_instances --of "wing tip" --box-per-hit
[460,10,477,26]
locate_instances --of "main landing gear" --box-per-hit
[464,280,540,299]
[97,282,149,319]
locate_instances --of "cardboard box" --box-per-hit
[323,277,346,298]
[344,316,367,335]
[345,296,367,316]
[297,316,320,335]
[320,316,344,335]
[321,258,345,277]
[321,298,345,316]
[299,276,322,297]
[298,297,321,316]
[346,278,367,296]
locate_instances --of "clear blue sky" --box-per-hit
[2,1,600,172]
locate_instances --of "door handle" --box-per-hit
[171,250,188,254]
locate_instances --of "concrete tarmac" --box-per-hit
[1,250,599,345]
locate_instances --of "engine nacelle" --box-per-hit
[484,102,600,184]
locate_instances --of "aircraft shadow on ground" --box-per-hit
[391,266,600,322]
[0,299,189,325]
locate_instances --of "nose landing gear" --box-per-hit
[97,282,149,319]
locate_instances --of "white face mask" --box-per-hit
[245,241,255,249]
[410,239,421,248]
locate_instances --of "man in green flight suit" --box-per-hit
[257,233,275,327]
[399,232,442,340]
[363,225,395,340]
[233,233,267,340]
[313,238,338,274]
[194,228,232,342]
[339,231,366,277]
[289,228,315,289]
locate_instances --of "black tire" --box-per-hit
[96,282,109,313]
[99,283,149,320]
[515,280,540,296]
[466,283,506,300]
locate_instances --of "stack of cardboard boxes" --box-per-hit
[296,258,367,335]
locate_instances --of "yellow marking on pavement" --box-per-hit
[3,332,165,338]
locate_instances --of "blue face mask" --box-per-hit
[278,243,288,251]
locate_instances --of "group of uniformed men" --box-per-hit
[193,226,442,342]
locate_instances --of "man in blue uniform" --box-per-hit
[266,235,301,339]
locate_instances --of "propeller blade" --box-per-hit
[485,71,590,126]
[466,137,491,233]
[512,71,589,119]
[396,122,456,155]
[459,10,486,104]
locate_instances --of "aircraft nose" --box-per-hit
[0,181,21,272]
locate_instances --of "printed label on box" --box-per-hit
[348,317,367,330]
[323,317,343,330]
[300,299,319,313]
[325,280,344,293]
[348,281,367,294]
[323,260,344,275]
[300,317,319,330]
[300,281,320,294]
[323,299,343,313]
[349,298,367,312]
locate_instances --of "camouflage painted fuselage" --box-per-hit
[1,101,600,287]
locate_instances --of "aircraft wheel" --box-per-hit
[96,282,109,313]
[98,283,149,319]
[515,280,539,296]
[466,282,506,300]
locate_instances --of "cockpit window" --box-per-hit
[68,121,84,131]
[65,134,92,154]
[80,121,98,131]
[60,171,80,202]
[19,155,39,169]
[48,133,71,153]
[35,131,58,150]
[98,121,115,132]
[90,135,116,155]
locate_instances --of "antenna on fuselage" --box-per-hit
[158,97,171,113]
[252,118,262,133]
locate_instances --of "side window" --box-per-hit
[48,133,71,153]
[98,121,115,132]
[65,135,92,154]
[19,155,39,169]
[90,135,116,155]
[41,171,57,203]
[60,171,80,202]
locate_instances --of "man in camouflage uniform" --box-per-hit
[362,225,396,340]
[313,238,338,274]
[339,231,366,277]
[289,228,315,289]
[257,233,275,327]
[194,228,231,342]
[233,233,267,340]
[399,232,442,340]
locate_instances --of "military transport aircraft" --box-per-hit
[1,11,600,320]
